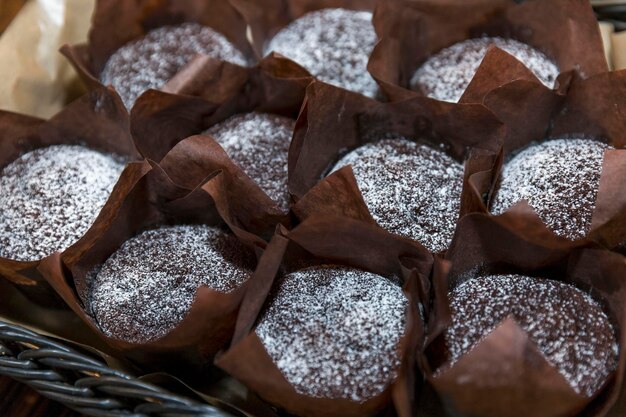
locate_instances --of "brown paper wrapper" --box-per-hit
[465,69,626,249]
[129,53,312,162]
[0,87,141,307]
[370,0,608,102]
[61,0,254,97]
[288,81,504,250]
[549,71,626,250]
[216,205,432,417]
[419,207,626,417]
[158,134,291,242]
[37,151,285,375]
[230,0,375,58]
[127,52,311,216]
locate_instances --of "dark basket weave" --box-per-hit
[594,1,626,29]
[0,320,235,417]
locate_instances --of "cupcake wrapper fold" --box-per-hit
[290,167,376,225]
[0,87,140,307]
[460,47,563,152]
[216,204,432,417]
[61,0,254,95]
[370,0,607,102]
[129,53,311,162]
[158,134,290,242]
[288,81,504,249]
[37,145,285,374]
[230,0,375,58]
[465,69,626,249]
[127,53,311,216]
[550,71,626,147]
[420,206,626,417]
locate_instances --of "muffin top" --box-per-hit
[0,145,125,261]
[256,265,407,401]
[491,138,610,240]
[444,274,618,397]
[101,23,247,108]
[330,138,464,252]
[411,37,559,102]
[204,112,294,211]
[265,8,378,98]
[88,224,255,343]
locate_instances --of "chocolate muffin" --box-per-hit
[204,112,294,211]
[256,266,407,401]
[101,23,248,108]
[265,8,378,98]
[330,138,464,252]
[491,138,611,240]
[0,145,125,262]
[444,274,618,397]
[88,225,255,343]
[411,37,559,102]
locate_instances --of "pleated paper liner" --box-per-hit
[229,0,375,58]
[0,87,141,308]
[465,69,626,250]
[125,54,311,220]
[418,205,626,417]
[37,149,288,375]
[158,134,291,242]
[60,0,254,96]
[129,52,311,164]
[288,81,505,250]
[552,72,626,250]
[370,0,608,102]
[216,208,432,417]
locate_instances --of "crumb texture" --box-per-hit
[445,274,618,397]
[205,112,294,211]
[411,37,559,102]
[266,8,378,98]
[101,23,247,108]
[331,138,463,252]
[0,145,125,261]
[492,138,610,240]
[256,266,407,401]
[89,225,255,343]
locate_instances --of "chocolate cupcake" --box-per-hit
[204,112,295,211]
[443,274,618,397]
[256,265,407,402]
[329,138,464,252]
[88,224,255,343]
[491,138,611,240]
[0,145,125,262]
[265,8,378,98]
[101,23,248,108]
[411,37,559,103]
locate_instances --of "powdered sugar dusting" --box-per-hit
[205,112,294,211]
[0,145,125,261]
[256,266,407,401]
[411,37,559,102]
[330,138,463,252]
[444,274,618,397]
[492,138,610,240]
[265,9,378,98]
[101,23,248,108]
[88,225,255,343]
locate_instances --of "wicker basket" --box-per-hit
[0,321,234,417]
[594,2,626,30]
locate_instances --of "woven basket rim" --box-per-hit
[0,319,235,417]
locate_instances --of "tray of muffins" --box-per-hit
[0,0,625,416]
